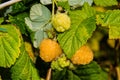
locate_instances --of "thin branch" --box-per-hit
[115,67,120,80]
[0,0,22,9]
[46,68,52,80]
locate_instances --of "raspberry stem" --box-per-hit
[52,0,55,17]
[52,0,58,17]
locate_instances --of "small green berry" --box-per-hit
[52,13,71,32]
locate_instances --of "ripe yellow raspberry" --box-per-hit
[71,45,94,65]
[52,13,71,32]
[39,39,62,62]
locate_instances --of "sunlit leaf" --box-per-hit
[94,0,118,7]
[109,26,120,39]
[10,43,40,80]
[96,10,120,39]
[0,25,21,67]
[101,10,120,26]
[0,28,7,32]
[57,4,96,58]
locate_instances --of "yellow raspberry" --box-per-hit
[52,13,71,32]
[71,45,94,65]
[39,39,62,62]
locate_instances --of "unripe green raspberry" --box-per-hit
[51,54,70,71]
[52,13,71,32]
[58,55,70,68]
[51,60,63,71]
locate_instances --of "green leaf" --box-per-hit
[73,61,108,80]
[100,10,120,26]
[73,61,101,75]
[67,70,81,80]
[51,61,108,80]
[0,25,21,67]
[52,69,81,80]
[26,18,52,48]
[9,12,29,35]
[94,0,118,7]
[57,4,96,58]
[68,0,93,8]
[25,4,52,48]
[0,17,3,23]
[30,3,51,22]
[30,28,48,48]
[11,2,27,14]
[105,10,120,39]
[57,1,70,11]
[40,0,52,5]
[25,4,51,31]
[109,26,120,39]
[96,10,120,39]
[10,43,40,80]
[0,28,7,32]
[81,71,108,80]
[52,69,67,80]
[81,3,96,18]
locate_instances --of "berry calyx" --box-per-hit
[52,12,71,32]
[39,39,62,62]
[71,45,94,65]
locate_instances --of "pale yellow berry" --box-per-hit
[52,13,71,32]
